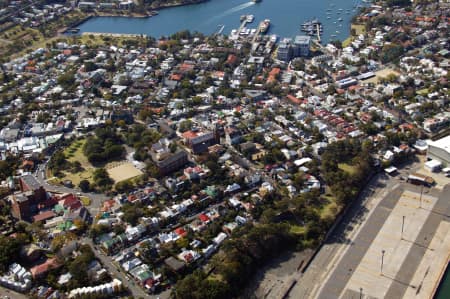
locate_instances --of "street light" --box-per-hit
[381,249,385,275]
[401,215,405,240]
[419,184,425,208]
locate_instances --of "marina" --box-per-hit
[300,19,323,38]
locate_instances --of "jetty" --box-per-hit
[315,23,321,43]
[238,19,250,35]
[215,24,225,35]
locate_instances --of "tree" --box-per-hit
[93,168,114,191]
[48,150,69,173]
[73,219,88,232]
[84,61,97,72]
[0,156,19,180]
[79,179,91,192]
[115,180,134,193]
[57,71,76,88]
[121,203,143,226]
[0,236,21,273]
[89,224,110,239]
[83,127,125,165]
[178,119,193,133]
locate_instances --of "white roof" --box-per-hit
[428,135,450,154]
[384,166,398,174]
[294,157,312,167]
[425,160,442,168]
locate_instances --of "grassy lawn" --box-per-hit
[60,168,96,187]
[319,199,339,221]
[61,138,96,186]
[2,27,148,60]
[207,273,224,282]
[352,24,366,36]
[342,36,353,47]
[77,33,150,48]
[338,163,358,175]
[80,196,91,206]
[342,24,366,47]
[64,139,91,168]
[0,10,151,60]
[289,225,306,235]
[319,187,341,221]
[417,88,429,96]
[0,25,44,58]
[363,68,400,84]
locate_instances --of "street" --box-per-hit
[82,238,170,299]
[35,162,107,216]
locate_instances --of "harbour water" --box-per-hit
[435,263,450,299]
[77,0,366,42]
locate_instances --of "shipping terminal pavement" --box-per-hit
[287,163,450,299]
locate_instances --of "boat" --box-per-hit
[270,34,278,43]
[253,0,261,3]
[240,15,246,22]
[67,28,80,33]
[260,19,270,33]
[336,30,340,33]
[246,14,254,22]
[331,34,337,37]
[327,16,331,19]
[338,17,343,21]
[301,18,323,37]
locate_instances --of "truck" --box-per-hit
[407,173,435,187]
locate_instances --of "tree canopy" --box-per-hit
[83,126,125,165]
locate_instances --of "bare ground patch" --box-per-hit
[106,161,143,182]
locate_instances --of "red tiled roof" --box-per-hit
[145,278,156,288]
[128,194,138,202]
[102,199,116,211]
[170,73,182,81]
[22,160,34,168]
[226,54,237,64]
[269,68,280,76]
[213,71,225,79]
[287,94,302,104]
[182,131,198,139]
[174,227,187,237]
[33,210,55,222]
[30,258,61,278]
[198,214,210,223]
[61,194,82,211]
